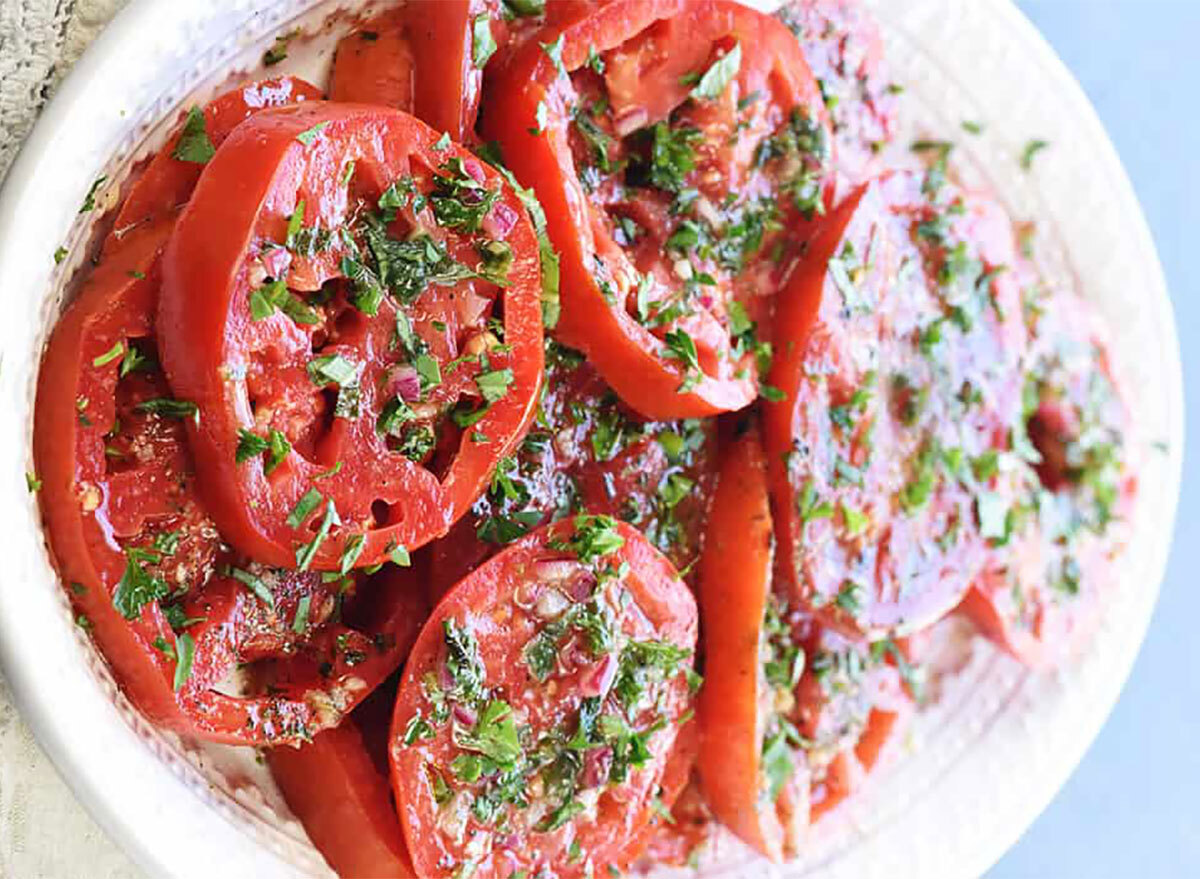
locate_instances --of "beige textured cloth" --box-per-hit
[1,4,139,876]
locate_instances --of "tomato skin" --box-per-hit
[482,0,834,420]
[961,288,1136,668]
[271,721,416,879]
[158,102,544,571]
[107,76,323,254]
[390,518,698,879]
[763,171,1029,639]
[778,0,898,190]
[36,87,437,746]
[428,341,717,601]
[696,424,803,861]
[331,1,508,141]
[269,578,428,879]
[36,220,187,730]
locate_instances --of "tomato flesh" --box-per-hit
[158,103,544,572]
[483,0,834,419]
[961,287,1136,667]
[390,517,698,879]
[764,170,1030,638]
[430,339,717,597]
[778,0,899,190]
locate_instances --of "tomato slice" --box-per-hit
[106,76,323,255]
[763,170,1030,638]
[777,0,899,189]
[35,86,436,745]
[696,424,915,855]
[270,581,428,879]
[696,424,805,861]
[429,339,717,597]
[482,0,834,418]
[158,103,544,571]
[390,516,698,879]
[330,1,513,141]
[961,288,1136,667]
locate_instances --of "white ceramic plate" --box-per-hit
[0,1,1181,877]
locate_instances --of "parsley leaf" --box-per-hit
[689,43,741,101]
[172,107,216,164]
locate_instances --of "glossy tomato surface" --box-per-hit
[390,516,698,879]
[483,0,835,418]
[158,102,544,572]
[764,169,1030,638]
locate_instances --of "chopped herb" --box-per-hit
[172,632,195,691]
[433,132,452,151]
[390,544,411,567]
[79,176,107,213]
[503,0,544,16]
[476,367,514,403]
[339,534,365,574]
[262,28,298,65]
[113,548,168,620]
[472,15,497,68]
[1020,139,1050,170]
[586,45,605,74]
[228,566,276,609]
[961,120,985,135]
[25,472,42,493]
[307,353,358,387]
[629,122,701,194]
[292,594,311,633]
[690,43,741,101]
[539,34,567,79]
[295,122,329,146]
[172,107,216,164]
[295,500,339,570]
[430,157,500,233]
[54,246,68,264]
[236,429,270,463]
[796,479,834,525]
[135,398,199,423]
[566,514,625,564]
[287,488,325,528]
[663,329,702,393]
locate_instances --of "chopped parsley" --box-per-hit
[172,107,216,164]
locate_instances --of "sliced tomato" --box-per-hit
[390,516,698,879]
[695,423,806,861]
[695,424,914,854]
[763,170,1030,638]
[798,627,912,820]
[269,579,428,879]
[158,103,544,572]
[482,0,834,418]
[429,339,717,597]
[106,76,322,254]
[778,0,899,189]
[35,216,431,743]
[961,287,1136,667]
[330,1,516,141]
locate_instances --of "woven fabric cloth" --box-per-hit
[1,5,139,876]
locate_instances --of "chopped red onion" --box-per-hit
[582,745,613,788]
[579,653,618,698]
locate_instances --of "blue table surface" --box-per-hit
[989,2,1199,877]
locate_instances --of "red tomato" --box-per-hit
[158,103,544,572]
[482,0,834,419]
[696,424,914,855]
[35,86,432,745]
[330,1,513,141]
[390,516,698,878]
[763,170,1029,638]
[269,581,428,879]
[961,287,1136,667]
[107,76,323,254]
[429,339,717,599]
[696,424,809,860]
[778,0,899,189]
[272,721,416,879]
